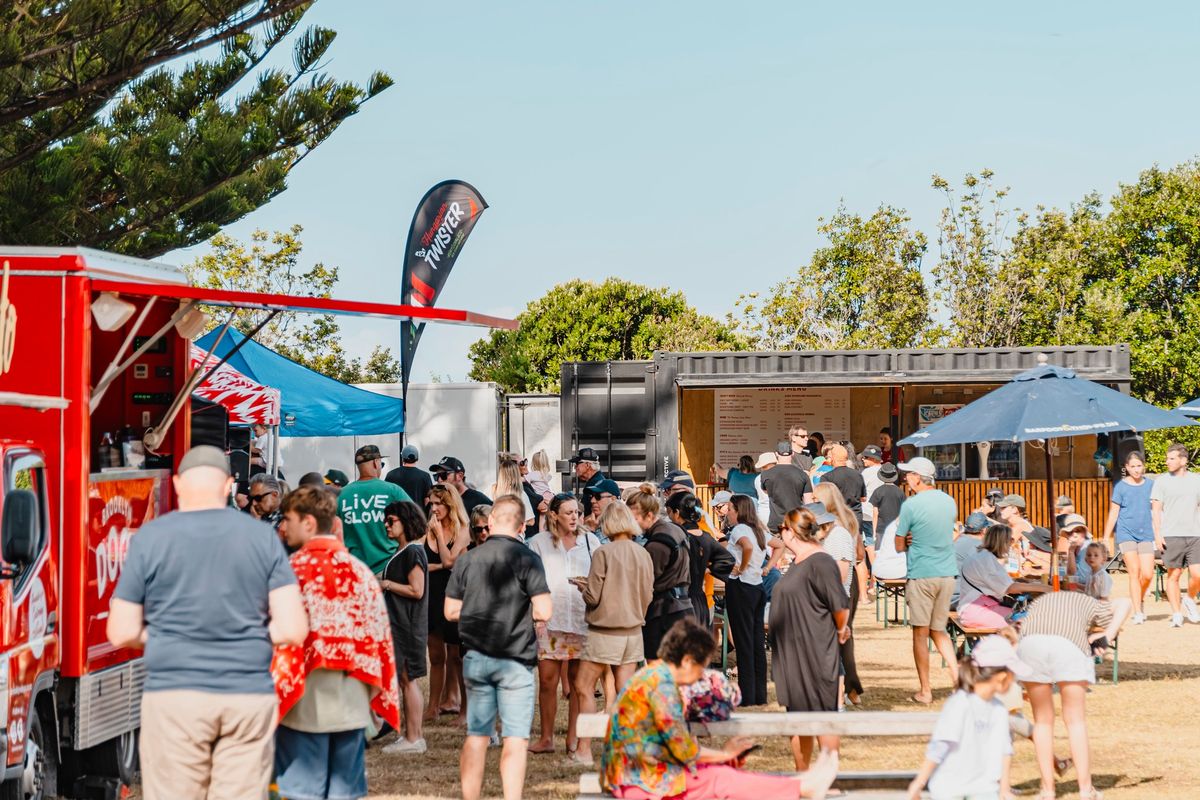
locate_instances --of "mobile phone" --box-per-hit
[736,744,762,759]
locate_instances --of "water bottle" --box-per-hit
[1006,550,1021,577]
[1057,558,1068,589]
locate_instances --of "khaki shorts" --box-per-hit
[140,689,278,800]
[581,630,644,666]
[906,577,956,631]
[1117,539,1155,555]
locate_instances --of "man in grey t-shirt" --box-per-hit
[1150,443,1200,627]
[108,446,308,800]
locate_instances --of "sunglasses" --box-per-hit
[519,459,527,467]
[385,517,400,526]
[471,525,490,534]
[249,492,275,502]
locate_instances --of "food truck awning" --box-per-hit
[89,280,519,329]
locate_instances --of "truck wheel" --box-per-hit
[113,732,137,788]
[0,711,56,800]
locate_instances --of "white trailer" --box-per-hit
[505,393,562,493]
[279,382,505,491]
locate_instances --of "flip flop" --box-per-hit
[910,694,933,705]
[438,705,461,716]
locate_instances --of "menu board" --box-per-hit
[714,387,851,467]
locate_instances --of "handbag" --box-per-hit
[681,668,741,723]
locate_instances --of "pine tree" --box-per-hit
[0,1,391,257]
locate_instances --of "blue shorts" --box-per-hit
[274,725,367,800]
[463,650,536,739]
[860,519,875,547]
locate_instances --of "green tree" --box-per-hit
[733,205,931,350]
[0,1,391,257]
[185,226,400,383]
[468,278,748,393]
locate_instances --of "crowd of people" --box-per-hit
[105,424,1194,800]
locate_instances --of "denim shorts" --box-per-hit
[462,650,536,739]
[274,725,367,800]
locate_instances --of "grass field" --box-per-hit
[360,578,1200,799]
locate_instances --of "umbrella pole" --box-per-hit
[1046,443,1058,590]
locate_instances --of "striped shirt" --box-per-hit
[1019,591,1113,656]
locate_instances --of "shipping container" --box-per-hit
[561,346,1132,484]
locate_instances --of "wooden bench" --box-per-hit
[945,612,1001,656]
[577,772,927,799]
[574,710,938,799]
[875,579,907,627]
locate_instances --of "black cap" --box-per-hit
[354,444,386,464]
[323,469,349,487]
[776,440,793,456]
[659,470,695,491]
[430,456,465,474]
[569,447,600,464]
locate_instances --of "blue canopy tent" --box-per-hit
[195,328,405,438]
[900,362,1194,584]
[1177,398,1200,418]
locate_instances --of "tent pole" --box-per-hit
[271,424,281,479]
[1046,443,1058,590]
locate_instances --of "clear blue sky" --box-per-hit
[168,1,1200,381]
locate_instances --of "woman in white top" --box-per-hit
[491,456,535,531]
[526,494,602,756]
[870,519,908,580]
[812,483,864,705]
[724,494,769,706]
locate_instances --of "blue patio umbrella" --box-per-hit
[899,363,1194,585]
[900,364,1194,447]
[1176,398,1200,418]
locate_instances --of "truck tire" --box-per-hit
[0,710,56,800]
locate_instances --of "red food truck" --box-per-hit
[0,247,513,799]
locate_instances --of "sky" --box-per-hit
[168,1,1200,382]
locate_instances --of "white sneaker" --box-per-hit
[1131,612,1146,625]
[382,737,426,754]
[1170,613,1184,628]
[1183,595,1200,624]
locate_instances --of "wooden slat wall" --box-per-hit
[694,478,1113,535]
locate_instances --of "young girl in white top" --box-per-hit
[907,635,1029,800]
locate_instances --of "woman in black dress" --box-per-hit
[422,484,470,724]
[768,506,850,771]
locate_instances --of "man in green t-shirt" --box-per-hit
[338,444,411,574]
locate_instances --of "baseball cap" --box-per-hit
[755,452,777,469]
[878,462,899,482]
[804,502,837,526]
[178,445,231,477]
[1055,494,1074,508]
[323,469,349,487]
[971,635,1033,680]
[985,486,1004,499]
[775,440,793,456]
[660,470,695,492]
[585,478,621,497]
[898,456,937,479]
[995,494,1026,509]
[354,444,386,464]
[710,490,733,506]
[963,511,990,533]
[861,445,883,462]
[401,444,419,462]
[1058,513,1088,531]
[569,447,600,464]
[430,456,465,474]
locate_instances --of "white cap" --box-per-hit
[755,452,777,469]
[710,490,733,506]
[971,635,1033,680]
[898,456,937,480]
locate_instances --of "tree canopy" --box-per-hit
[733,205,931,350]
[185,226,401,384]
[468,278,748,393]
[0,1,390,257]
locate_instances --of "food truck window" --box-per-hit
[3,451,49,583]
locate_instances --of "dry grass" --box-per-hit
[361,577,1200,799]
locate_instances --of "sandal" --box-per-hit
[1078,790,1103,800]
